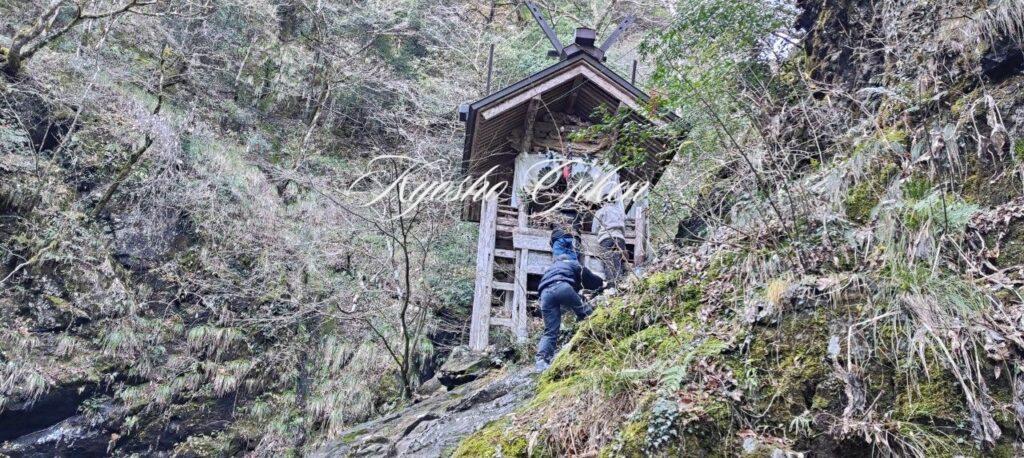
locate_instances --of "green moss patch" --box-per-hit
[450,418,531,458]
[844,162,898,224]
[893,375,964,423]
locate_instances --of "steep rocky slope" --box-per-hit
[0,1,486,454]
[454,0,1024,456]
[314,362,534,457]
[1,1,673,454]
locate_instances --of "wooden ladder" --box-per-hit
[469,197,528,350]
[468,197,649,351]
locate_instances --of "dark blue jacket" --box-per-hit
[550,228,580,261]
[538,259,604,295]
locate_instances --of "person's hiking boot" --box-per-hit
[534,359,550,372]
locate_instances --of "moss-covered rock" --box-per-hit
[893,373,964,424]
[600,415,648,457]
[456,259,1024,456]
[450,419,531,458]
[844,161,898,223]
[961,150,1021,207]
[844,181,880,224]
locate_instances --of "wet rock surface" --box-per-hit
[0,404,120,457]
[0,383,100,443]
[313,364,535,458]
[436,345,511,389]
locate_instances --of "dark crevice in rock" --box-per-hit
[0,383,100,442]
[982,41,1024,84]
[1,402,122,457]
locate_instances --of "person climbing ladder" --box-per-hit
[535,220,604,371]
[593,196,628,287]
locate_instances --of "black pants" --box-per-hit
[599,237,628,284]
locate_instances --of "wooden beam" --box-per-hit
[485,43,495,95]
[491,317,514,328]
[634,200,648,264]
[513,230,555,252]
[480,63,664,126]
[469,196,498,351]
[522,249,604,278]
[512,202,530,343]
[513,228,606,254]
[513,248,530,342]
[525,1,564,56]
[493,281,514,291]
[575,64,662,123]
[600,15,636,52]
[565,75,582,114]
[520,97,541,154]
[495,248,516,259]
[482,67,583,121]
[502,289,513,319]
[525,263,547,275]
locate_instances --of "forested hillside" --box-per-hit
[454,0,1024,456]
[0,0,674,454]
[2,0,1023,456]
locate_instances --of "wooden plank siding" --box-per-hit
[469,196,498,350]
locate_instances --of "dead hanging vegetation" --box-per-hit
[945,0,1024,51]
[0,0,512,454]
[457,0,1024,455]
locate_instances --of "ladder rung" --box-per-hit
[491,317,513,328]
[495,249,516,259]
[492,281,514,291]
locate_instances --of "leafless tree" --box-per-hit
[3,0,154,77]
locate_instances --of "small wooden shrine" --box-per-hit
[459,6,676,350]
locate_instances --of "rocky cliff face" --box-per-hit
[314,358,534,457]
[454,0,1024,456]
[1,0,486,452]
